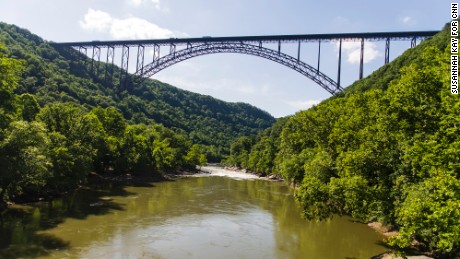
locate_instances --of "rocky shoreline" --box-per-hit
[368,221,434,259]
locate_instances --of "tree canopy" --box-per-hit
[0,22,275,161]
[224,25,460,257]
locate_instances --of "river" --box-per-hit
[0,166,387,258]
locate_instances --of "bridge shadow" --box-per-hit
[0,177,161,258]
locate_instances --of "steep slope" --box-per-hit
[225,25,460,257]
[0,22,275,160]
[340,23,449,95]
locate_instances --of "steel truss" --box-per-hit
[59,30,439,94]
[135,42,343,94]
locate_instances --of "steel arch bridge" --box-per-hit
[140,42,342,94]
[53,30,439,95]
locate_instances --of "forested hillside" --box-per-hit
[0,21,276,207]
[224,25,460,257]
[0,22,275,161]
[1,38,211,204]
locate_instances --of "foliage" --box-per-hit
[0,41,24,132]
[0,121,51,198]
[0,39,208,202]
[0,22,274,161]
[225,25,459,257]
[389,170,460,256]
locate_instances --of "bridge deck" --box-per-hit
[54,31,440,47]
[51,30,441,94]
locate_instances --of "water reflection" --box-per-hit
[0,176,386,258]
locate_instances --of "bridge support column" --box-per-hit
[120,45,130,89]
[337,39,342,87]
[105,46,115,85]
[136,45,145,73]
[359,38,364,79]
[153,44,160,63]
[317,40,321,74]
[78,46,88,67]
[297,41,301,62]
[385,38,390,64]
[91,46,101,75]
[170,44,176,58]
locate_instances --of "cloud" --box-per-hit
[402,16,411,24]
[287,99,320,111]
[80,9,177,39]
[334,40,381,64]
[79,9,113,31]
[400,16,416,26]
[128,0,161,9]
[110,17,174,39]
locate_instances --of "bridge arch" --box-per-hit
[135,42,344,94]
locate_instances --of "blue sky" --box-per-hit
[1,0,449,117]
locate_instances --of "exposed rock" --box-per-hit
[367,221,398,238]
[267,174,282,181]
[373,252,433,259]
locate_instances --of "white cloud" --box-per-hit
[110,17,174,39]
[402,16,411,24]
[128,0,161,9]
[400,16,416,26]
[79,9,113,31]
[79,9,177,39]
[129,0,143,6]
[287,99,320,111]
[334,40,381,64]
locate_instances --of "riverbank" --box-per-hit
[213,166,439,259]
[0,170,180,210]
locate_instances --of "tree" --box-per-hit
[389,170,460,256]
[184,144,207,169]
[37,103,103,187]
[90,106,127,137]
[0,121,51,199]
[19,93,40,121]
[0,42,24,132]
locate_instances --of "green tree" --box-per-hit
[0,42,24,132]
[184,144,207,169]
[90,106,127,137]
[37,103,102,187]
[389,170,460,256]
[19,93,40,121]
[0,121,51,200]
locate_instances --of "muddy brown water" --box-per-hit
[0,170,387,258]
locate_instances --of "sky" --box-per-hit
[0,0,449,117]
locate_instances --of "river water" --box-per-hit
[0,166,387,258]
